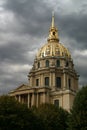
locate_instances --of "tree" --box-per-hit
[0,95,45,130]
[68,86,87,130]
[32,104,69,130]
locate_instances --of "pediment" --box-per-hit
[15,84,28,91]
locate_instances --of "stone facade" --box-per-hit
[9,14,79,111]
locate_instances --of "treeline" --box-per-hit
[0,86,87,130]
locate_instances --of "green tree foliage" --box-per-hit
[0,95,45,130]
[68,86,87,130]
[32,104,69,130]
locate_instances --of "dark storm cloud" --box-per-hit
[3,0,51,37]
[0,41,35,64]
[72,51,87,86]
[0,60,31,94]
[3,0,87,48]
[57,13,87,49]
[0,71,28,94]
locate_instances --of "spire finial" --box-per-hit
[52,11,55,28]
[47,12,59,42]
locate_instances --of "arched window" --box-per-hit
[56,77,61,88]
[45,77,49,86]
[38,62,40,68]
[56,60,60,67]
[46,60,49,67]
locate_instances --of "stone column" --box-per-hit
[40,75,42,86]
[63,73,66,89]
[31,93,35,106]
[28,94,30,108]
[53,73,55,87]
[18,95,21,102]
[67,74,68,89]
[41,74,44,87]
[50,73,52,87]
[40,75,41,86]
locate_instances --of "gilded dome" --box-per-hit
[36,14,71,59]
[36,42,71,59]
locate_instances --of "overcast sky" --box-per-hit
[0,0,87,94]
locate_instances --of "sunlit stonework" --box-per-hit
[9,14,79,111]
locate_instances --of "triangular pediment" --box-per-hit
[15,84,28,91]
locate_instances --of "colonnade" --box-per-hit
[15,91,49,108]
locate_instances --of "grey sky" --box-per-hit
[0,0,87,94]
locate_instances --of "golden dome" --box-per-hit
[36,42,71,59]
[36,13,71,59]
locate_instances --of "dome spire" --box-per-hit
[47,13,59,42]
[51,11,55,28]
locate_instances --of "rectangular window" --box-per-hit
[45,77,49,86]
[36,79,39,86]
[54,99,59,107]
[46,60,49,67]
[56,77,61,88]
[56,60,60,67]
